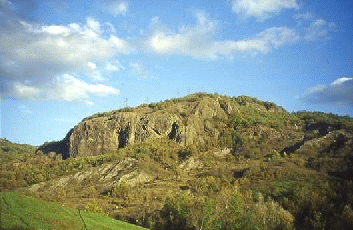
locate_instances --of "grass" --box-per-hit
[0,192,146,230]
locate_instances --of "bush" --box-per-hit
[178,148,193,161]
[153,194,195,230]
[85,199,106,215]
[245,195,294,230]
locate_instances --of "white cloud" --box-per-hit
[231,26,299,54]
[331,77,352,86]
[41,25,71,36]
[105,60,125,72]
[231,0,299,20]
[1,17,131,80]
[294,12,314,21]
[146,12,217,57]
[87,62,97,71]
[105,0,128,16]
[3,74,119,104]
[48,74,119,102]
[130,63,148,76]
[293,13,336,41]
[304,18,336,41]
[304,77,353,105]
[11,82,41,100]
[86,62,106,82]
[145,12,298,59]
[86,17,101,34]
[0,5,129,103]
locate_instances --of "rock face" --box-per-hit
[38,93,291,158]
[69,112,180,157]
[67,94,235,157]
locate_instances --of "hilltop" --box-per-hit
[1,93,353,230]
[38,93,297,158]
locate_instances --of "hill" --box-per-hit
[0,138,37,166]
[38,93,296,158]
[1,93,353,229]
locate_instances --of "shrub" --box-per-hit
[245,195,294,230]
[85,199,106,215]
[112,181,131,200]
[153,194,195,230]
[178,148,193,161]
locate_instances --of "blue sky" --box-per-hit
[1,0,352,145]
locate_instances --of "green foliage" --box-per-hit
[85,199,106,215]
[0,150,125,191]
[112,181,131,200]
[296,111,353,124]
[0,138,36,166]
[267,150,282,161]
[229,104,298,131]
[153,187,294,230]
[153,194,195,230]
[191,176,222,194]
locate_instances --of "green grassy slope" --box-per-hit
[0,192,146,230]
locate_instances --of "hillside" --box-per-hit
[0,138,37,166]
[1,93,353,229]
[38,93,297,158]
[0,192,146,230]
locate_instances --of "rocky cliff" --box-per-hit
[40,93,292,158]
[41,92,352,161]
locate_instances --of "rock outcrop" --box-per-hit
[67,94,236,157]
[38,93,293,158]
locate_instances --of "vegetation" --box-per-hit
[0,138,37,166]
[0,192,146,230]
[2,93,353,230]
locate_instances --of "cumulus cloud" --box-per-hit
[231,0,299,20]
[86,62,106,82]
[294,12,314,21]
[0,1,128,104]
[104,0,128,16]
[146,12,218,58]
[304,18,336,41]
[293,13,336,41]
[105,60,125,72]
[304,77,353,105]
[2,74,119,105]
[8,82,41,100]
[228,26,299,54]
[145,12,299,59]
[48,74,118,101]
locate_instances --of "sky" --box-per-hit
[0,0,352,146]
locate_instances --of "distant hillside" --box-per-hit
[2,93,353,230]
[0,138,36,166]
